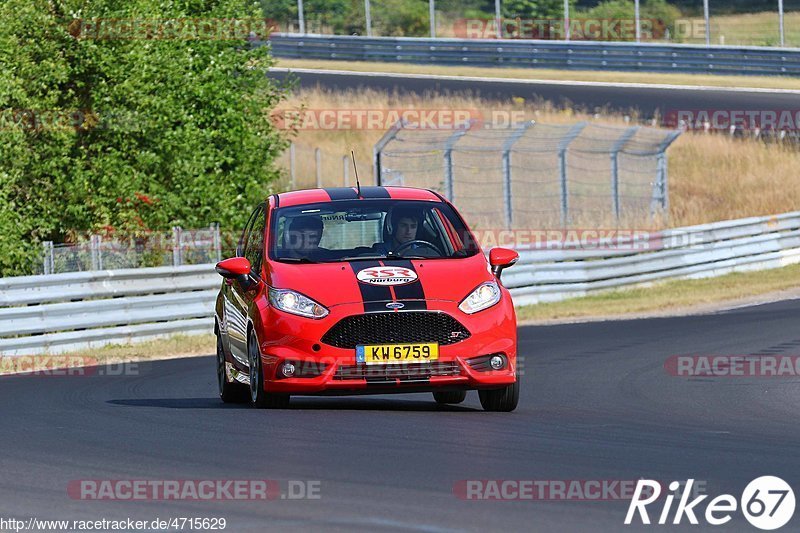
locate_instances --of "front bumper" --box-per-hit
[251,296,518,395]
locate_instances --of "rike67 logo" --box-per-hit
[356,266,418,286]
[626,477,795,530]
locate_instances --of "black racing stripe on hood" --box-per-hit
[382,259,427,310]
[325,187,359,200]
[349,261,393,313]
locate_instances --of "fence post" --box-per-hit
[651,130,683,218]
[289,142,296,190]
[501,121,535,230]
[429,0,436,38]
[90,234,103,271]
[653,154,667,216]
[373,120,405,185]
[42,241,54,275]
[315,148,322,188]
[343,155,350,186]
[212,223,222,263]
[172,226,183,266]
[557,122,587,227]
[610,126,639,223]
[364,0,372,36]
[442,124,471,202]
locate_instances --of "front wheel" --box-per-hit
[217,335,248,403]
[478,379,519,412]
[248,333,290,409]
[433,390,467,404]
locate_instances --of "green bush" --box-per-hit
[0,0,289,276]
[373,0,430,37]
[580,0,682,41]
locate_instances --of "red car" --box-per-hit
[214,186,520,411]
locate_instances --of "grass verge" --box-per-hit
[516,262,800,323]
[275,58,800,91]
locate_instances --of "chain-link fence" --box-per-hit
[40,225,222,275]
[275,142,375,191]
[374,121,681,230]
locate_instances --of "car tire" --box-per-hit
[433,390,467,404]
[478,379,519,412]
[217,335,249,403]
[248,332,290,409]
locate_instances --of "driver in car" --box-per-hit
[373,208,439,257]
[283,215,329,261]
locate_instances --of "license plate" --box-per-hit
[356,343,439,365]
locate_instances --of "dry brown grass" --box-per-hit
[277,87,800,228]
[669,133,800,225]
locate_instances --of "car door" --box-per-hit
[225,204,264,365]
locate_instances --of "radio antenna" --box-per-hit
[351,150,363,198]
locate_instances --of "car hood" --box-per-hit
[267,253,493,309]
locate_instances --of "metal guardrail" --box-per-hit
[505,211,800,305]
[0,265,219,356]
[267,34,800,76]
[1,212,799,355]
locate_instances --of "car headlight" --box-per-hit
[268,287,329,319]
[458,281,501,314]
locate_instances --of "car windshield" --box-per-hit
[270,200,480,263]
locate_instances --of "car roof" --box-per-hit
[274,186,444,208]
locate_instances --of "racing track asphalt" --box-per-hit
[267,68,800,119]
[2,298,800,532]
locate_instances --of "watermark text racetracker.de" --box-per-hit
[0,356,139,377]
[270,109,531,130]
[665,109,800,132]
[65,18,279,40]
[453,18,708,41]
[67,479,321,501]
[665,355,800,378]
[453,479,706,501]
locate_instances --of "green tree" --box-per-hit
[0,0,289,275]
[502,0,575,19]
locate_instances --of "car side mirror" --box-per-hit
[216,257,256,290]
[489,247,519,278]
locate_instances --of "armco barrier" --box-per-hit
[0,265,219,356]
[1,212,799,355]
[266,34,800,77]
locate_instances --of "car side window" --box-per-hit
[238,206,260,257]
[244,206,266,275]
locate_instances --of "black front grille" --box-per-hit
[321,311,471,349]
[334,361,461,381]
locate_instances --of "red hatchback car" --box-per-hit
[214,186,520,411]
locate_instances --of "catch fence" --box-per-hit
[374,121,682,229]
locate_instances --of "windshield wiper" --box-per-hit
[337,255,387,262]
[278,257,318,263]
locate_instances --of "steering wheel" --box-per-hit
[394,239,443,257]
